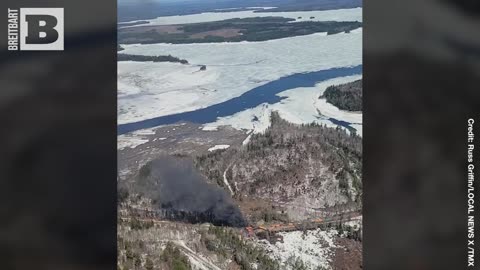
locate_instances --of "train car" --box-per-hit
[243,226,255,238]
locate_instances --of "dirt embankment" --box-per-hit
[191,28,243,38]
[332,237,362,269]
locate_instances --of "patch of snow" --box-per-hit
[223,164,234,195]
[117,128,157,150]
[118,168,131,178]
[174,241,222,270]
[344,215,362,229]
[201,126,218,131]
[118,26,361,125]
[242,132,253,145]
[117,136,149,150]
[208,144,230,151]
[131,128,156,136]
[122,8,362,27]
[257,228,338,270]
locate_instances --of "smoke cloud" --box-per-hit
[136,155,245,227]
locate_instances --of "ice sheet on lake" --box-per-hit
[122,8,362,27]
[202,75,363,136]
[118,61,220,124]
[118,28,362,125]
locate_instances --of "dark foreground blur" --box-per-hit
[1,0,479,269]
[0,1,117,270]
[364,0,480,269]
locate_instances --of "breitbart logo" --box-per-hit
[8,8,64,51]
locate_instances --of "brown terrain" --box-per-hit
[332,237,363,269]
[121,24,244,39]
[191,28,243,38]
[118,116,363,269]
[120,25,184,34]
[118,122,248,183]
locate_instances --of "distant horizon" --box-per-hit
[118,0,242,4]
[118,0,361,23]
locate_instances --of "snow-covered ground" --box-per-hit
[118,28,361,125]
[203,75,363,136]
[175,241,223,270]
[208,144,230,151]
[117,128,157,150]
[256,228,338,270]
[121,8,362,27]
[343,216,362,234]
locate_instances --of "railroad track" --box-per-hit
[246,210,361,235]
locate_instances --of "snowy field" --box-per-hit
[121,7,362,27]
[208,144,230,152]
[118,28,361,125]
[202,75,362,136]
[117,128,157,150]
[256,228,338,270]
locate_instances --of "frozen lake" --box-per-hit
[118,65,361,134]
[118,29,362,125]
[118,8,362,135]
[121,8,362,27]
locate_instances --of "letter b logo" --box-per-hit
[20,8,64,50]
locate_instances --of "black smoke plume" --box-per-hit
[136,155,245,227]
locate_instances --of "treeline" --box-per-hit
[118,237,191,270]
[202,226,280,270]
[118,53,189,64]
[118,20,149,28]
[195,112,362,209]
[118,17,362,44]
[322,79,362,111]
[253,0,362,13]
[118,216,280,270]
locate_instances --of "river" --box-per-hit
[118,65,362,135]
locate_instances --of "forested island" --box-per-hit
[254,0,361,13]
[118,53,189,64]
[322,79,362,111]
[118,17,361,44]
[118,20,150,28]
